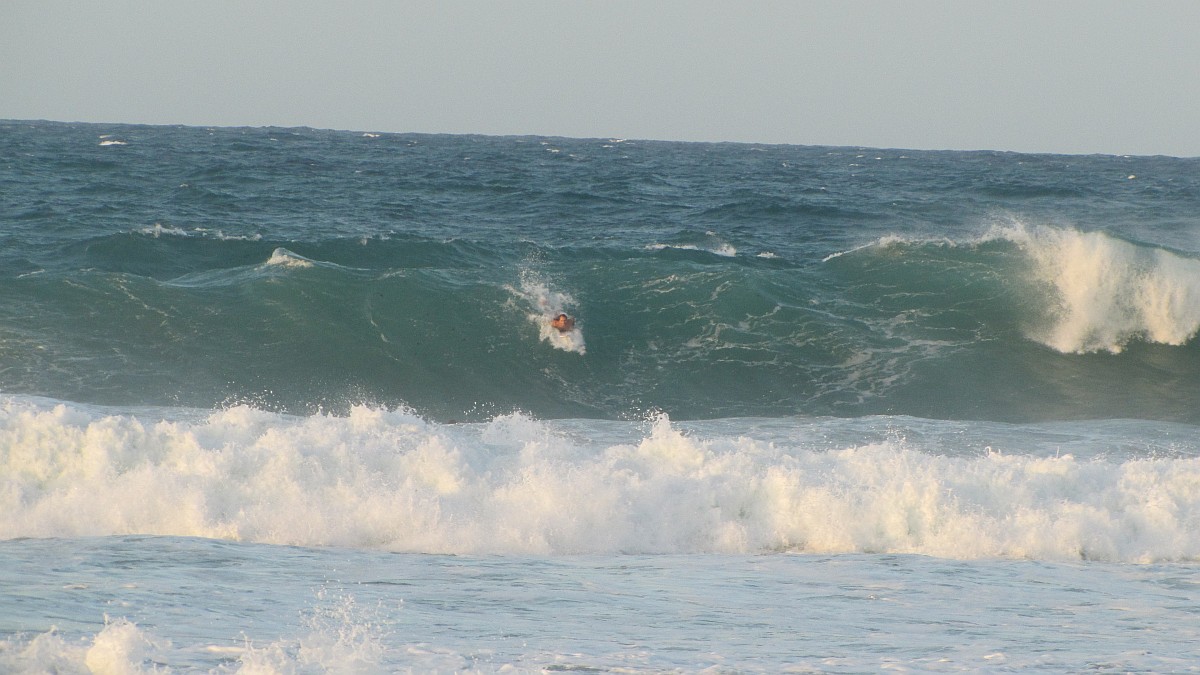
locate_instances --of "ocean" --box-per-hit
[1,120,1199,673]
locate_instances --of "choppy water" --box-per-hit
[2,121,1200,672]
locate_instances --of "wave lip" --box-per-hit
[827,223,1200,356]
[265,247,316,269]
[992,223,1200,353]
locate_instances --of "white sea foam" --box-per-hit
[647,241,738,257]
[140,224,264,241]
[0,595,387,674]
[988,222,1200,353]
[3,398,1199,562]
[142,223,193,238]
[0,618,166,675]
[827,223,1200,353]
[647,231,738,258]
[165,248,356,288]
[265,248,316,269]
[821,234,927,262]
[234,591,386,674]
[84,618,166,675]
[508,272,585,354]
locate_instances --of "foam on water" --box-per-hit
[3,397,1199,562]
[645,230,738,258]
[989,222,1200,353]
[0,619,165,675]
[509,271,586,354]
[647,242,738,257]
[0,597,390,675]
[822,235,916,262]
[233,592,388,675]
[264,248,317,269]
[141,223,264,241]
[829,222,1200,355]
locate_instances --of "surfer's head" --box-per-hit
[551,313,575,332]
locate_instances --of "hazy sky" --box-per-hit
[4,1,1198,156]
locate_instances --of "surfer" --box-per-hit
[550,313,575,332]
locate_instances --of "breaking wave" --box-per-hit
[994,223,1200,353]
[4,397,1199,562]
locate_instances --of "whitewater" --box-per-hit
[2,121,1200,672]
[5,401,1200,562]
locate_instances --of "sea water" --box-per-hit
[2,121,1200,672]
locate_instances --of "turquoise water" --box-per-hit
[2,121,1200,672]
[4,122,1199,421]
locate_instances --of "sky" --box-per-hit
[3,0,1198,156]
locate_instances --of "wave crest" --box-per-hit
[992,223,1200,353]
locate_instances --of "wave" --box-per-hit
[989,223,1200,353]
[163,247,333,288]
[0,230,837,419]
[3,396,1199,562]
[5,223,1200,423]
[829,221,1200,355]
